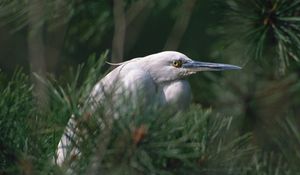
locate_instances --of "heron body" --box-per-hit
[88,52,194,113]
[55,51,241,166]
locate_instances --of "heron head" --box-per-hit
[144,51,241,83]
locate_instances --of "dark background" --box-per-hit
[1,0,299,152]
[1,0,300,174]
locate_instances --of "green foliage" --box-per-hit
[1,0,300,174]
[242,152,297,175]
[275,116,300,172]
[0,0,73,31]
[1,52,300,174]
[0,52,108,174]
[218,0,300,73]
[0,69,34,174]
[70,105,253,174]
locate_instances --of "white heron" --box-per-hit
[55,51,241,166]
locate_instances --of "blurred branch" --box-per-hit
[27,0,48,109]
[126,0,152,25]
[112,0,126,63]
[164,0,197,50]
[46,0,69,73]
[111,0,155,61]
[125,0,153,53]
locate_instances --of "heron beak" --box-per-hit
[182,60,241,72]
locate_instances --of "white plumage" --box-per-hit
[55,51,241,166]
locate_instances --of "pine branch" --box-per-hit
[218,0,300,73]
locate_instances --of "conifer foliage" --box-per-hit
[220,0,300,72]
[1,0,300,174]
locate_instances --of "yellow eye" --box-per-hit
[172,60,183,68]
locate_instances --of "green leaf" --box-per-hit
[279,17,300,22]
